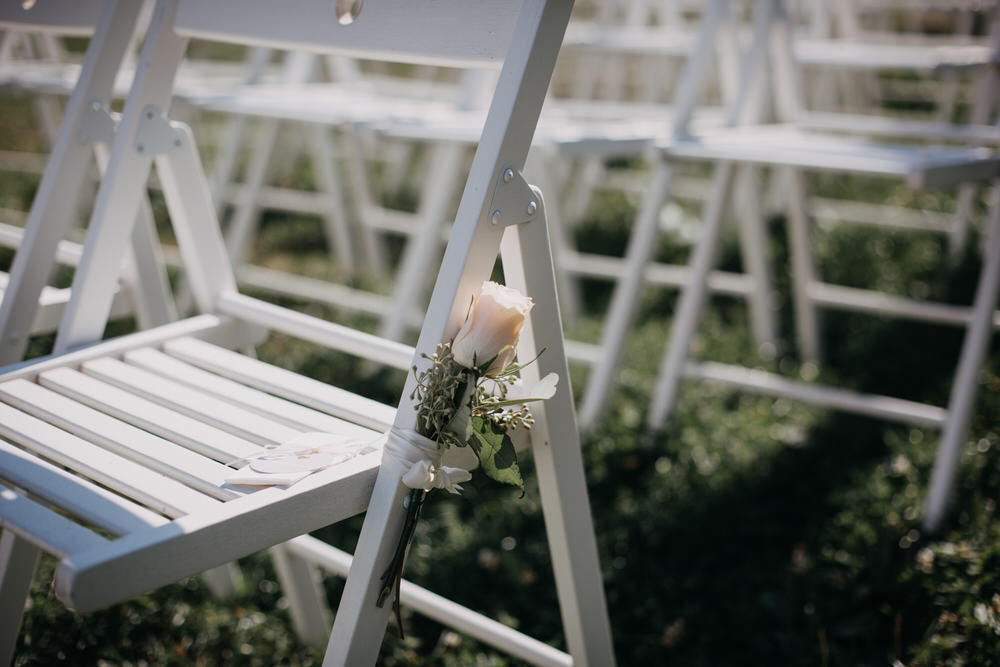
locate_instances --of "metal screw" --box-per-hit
[491,210,502,225]
[89,100,101,111]
[526,201,537,216]
[502,168,514,183]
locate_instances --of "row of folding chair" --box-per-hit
[164,0,781,428]
[576,0,1000,536]
[0,1,616,666]
[179,0,1000,436]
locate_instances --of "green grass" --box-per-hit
[4,91,1000,665]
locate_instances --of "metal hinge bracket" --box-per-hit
[134,105,184,156]
[487,164,539,228]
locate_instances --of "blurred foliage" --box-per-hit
[2,86,999,666]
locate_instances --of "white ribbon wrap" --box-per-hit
[384,426,471,494]
[383,426,441,469]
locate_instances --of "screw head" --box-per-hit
[491,210,502,225]
[527,201,537,216]
[503,168,514,183]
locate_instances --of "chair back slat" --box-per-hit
[0,0,103,34]
[174,0,520,67]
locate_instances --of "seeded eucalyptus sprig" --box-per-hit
[409,343,472,445]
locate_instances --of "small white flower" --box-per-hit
[433,465,473,494]
[402,459,472,494]
[402,459,435,490]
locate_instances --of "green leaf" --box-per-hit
[443,379,476,444]
[468,416,524,492]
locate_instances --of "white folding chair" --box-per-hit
[791,2,1000,259]
[0,1,615,665]
[593,0,1000,531]
[168,14,673,367]
[0,0,177,368]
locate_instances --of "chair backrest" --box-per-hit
[0,0,105,34]
[174,0,519,67]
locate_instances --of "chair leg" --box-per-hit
[948,183,978,263]
[647,161,737,433]
[577,161,677,430]
[0,531,39,665]
[924,183,1000,532]
[271,544,332,647]
[308,125,358,276]
[734,164,778,357]
[784,166,823,365]
[338,127,387,277]
[199,563,243,600]
[500,195,617,666]
[224,118,282,265]
[92,142,177,330]
[525,149,583,323]
[323,460,411,667]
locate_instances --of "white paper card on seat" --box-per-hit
[226,431,374,486]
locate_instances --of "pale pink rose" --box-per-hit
[450,281,533,376]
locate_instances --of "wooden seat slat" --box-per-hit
[1,377,242,501]
[81,356,303,447]
[124,347,375,438]
[0,401,218,518]
[39,366,265,464]
[164,337,397,432]
[0,439,167,536]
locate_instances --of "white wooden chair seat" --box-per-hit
[561,22,699,56]
[0,318,394,612]
[801,112,1000,146]
[181,78,661,156]
[794,37,995,72]
[662,124,1000,189]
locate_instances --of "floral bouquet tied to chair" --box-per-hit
[378,280,559,620]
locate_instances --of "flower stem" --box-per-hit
[376,487,426,637]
